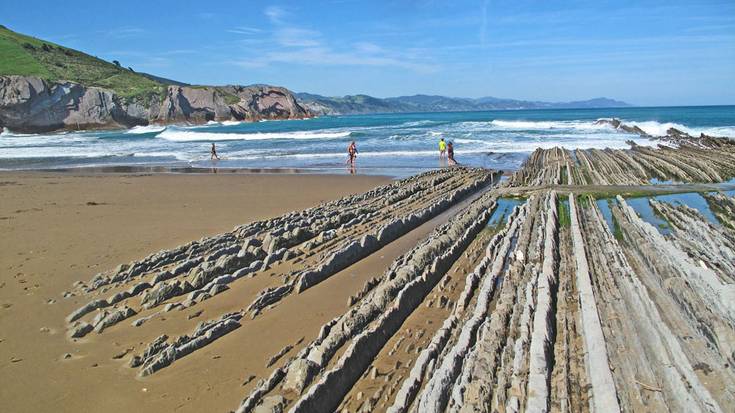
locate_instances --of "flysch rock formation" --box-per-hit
[0,75,310,133]
[60,141,735,413]
[508,134,735,186]
[64,168,498,374]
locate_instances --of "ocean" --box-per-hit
[1,105,734,176]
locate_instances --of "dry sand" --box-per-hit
[0,172,389,413]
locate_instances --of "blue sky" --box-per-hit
[1,0,734,105]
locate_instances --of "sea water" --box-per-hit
[1,105,733,176]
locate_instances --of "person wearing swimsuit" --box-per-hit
[447,141,456,165]
[347,141,358,166]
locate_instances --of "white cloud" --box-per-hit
[236,46,438,73]
[275,27,322,47]
[227,26,263,35]
[354,42,384,54]
[104,27,146,39]
[265,6,287,24]
[232,5,437,73]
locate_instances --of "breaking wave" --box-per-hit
[621,121,735,138]
[126,125,167,134]
[488,119,613,131]
[156,129,352,142]
[485,118,735,138]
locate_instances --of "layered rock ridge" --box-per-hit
[58,140,735,413]
[0,75,310,133]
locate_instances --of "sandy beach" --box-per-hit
[0,137,734,413]
[2,1,735,410]
[0,172,389,413]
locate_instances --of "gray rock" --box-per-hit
[68,322,93,338]
[0,75,310,133]
[66,299,108,323]
[253,395,286,413]
[94,307,137,333]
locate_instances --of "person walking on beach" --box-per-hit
[346,141,358,166]
[439,137,446,158]
[210,143,220,160]
[447,141,456,166]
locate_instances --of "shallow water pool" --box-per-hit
[623,197,672,235]
[651,192,720,225]
[487,197,524,228]
[595,198,617,233]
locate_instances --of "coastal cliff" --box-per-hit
[0,75,310,133]
[0,25,310,133]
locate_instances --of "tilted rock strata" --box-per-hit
[705,193,735,231]
[510,140,735,186]
[0,75,310,133]
[63,168,497,376]
[57,144,735,413]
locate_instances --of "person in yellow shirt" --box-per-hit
[438,137,446,158]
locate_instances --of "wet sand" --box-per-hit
[0,172,390,413]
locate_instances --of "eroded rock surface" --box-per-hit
[59,146,735,413]
[0,75,310,133]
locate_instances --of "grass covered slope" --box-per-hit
[0,25,164,100]
[0,25,310,132]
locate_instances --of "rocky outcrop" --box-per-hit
[509,140,735,186]
[63,168,498,379]
[594,118,650,136]
[0,75,310,133]
[56,154,735,412]
[155,84,308,124]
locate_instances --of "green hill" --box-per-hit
[0,24,165,101]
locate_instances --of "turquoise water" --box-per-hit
[624,192,723,236]
[1,106,733,175]
[652,193,720,225]
[486,198,524,227]
[625,197,672,235]
[596,198,617,233]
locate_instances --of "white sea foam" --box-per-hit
[0,146,119,158]
[126,125,167,134]
[156,129,352,142]
[454,138,491,145]
[132,151,191,160]
[0,128,62,138]
[218,136,656,161]
[621,120,687,136]
[488,119,613,131]
[0,132,99,147]
[477,118,735,138]
[622,121,735,138]
[402,120,439,127]
[698,126,735,138]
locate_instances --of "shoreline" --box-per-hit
[0,165,432,177]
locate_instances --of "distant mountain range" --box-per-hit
[296,93,632,115]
